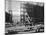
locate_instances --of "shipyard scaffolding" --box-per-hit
[20,2,34,26]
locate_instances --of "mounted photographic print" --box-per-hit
[5,0,44,35]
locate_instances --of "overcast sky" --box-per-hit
[6,0,21,16]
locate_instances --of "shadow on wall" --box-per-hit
[5,12,13,23]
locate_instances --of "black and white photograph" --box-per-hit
[5,0,44,35]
